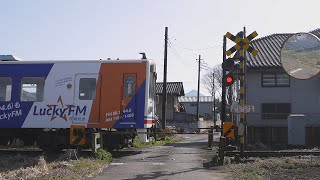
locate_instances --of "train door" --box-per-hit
[73,74,101,124]
[119,73,137,125]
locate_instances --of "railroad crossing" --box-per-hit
[220,29,259,160]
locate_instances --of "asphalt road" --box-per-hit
[282,57,320,79]
[93,134,231,180]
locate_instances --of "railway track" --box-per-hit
[225,151,320,157]
[0,148,44,156]
[0,148,95,158]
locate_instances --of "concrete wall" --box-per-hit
[156,94,179,121]
[171,112,215,132]
[246,70,320,127]
[180,102,213,118]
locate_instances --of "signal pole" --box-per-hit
[196,55,202,121]
[221,36,227,136]
[213,72,216,126]
[162,27,168,129]
[239,26,246,155]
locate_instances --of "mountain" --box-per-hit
[185,90,204,97]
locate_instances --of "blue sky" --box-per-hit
[1,0,320,95]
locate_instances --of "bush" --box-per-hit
[176,127,184,133]
[224,157,231,165]
[211,154,220,165]
[94,149,112,162]
[158,129,176,139]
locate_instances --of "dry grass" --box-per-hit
[0,156,49,180]
[227,156,320,180]
[0,150,112,180]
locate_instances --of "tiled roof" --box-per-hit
[156,82,185,96]
[246,28,320,68]
[178,96,213,103]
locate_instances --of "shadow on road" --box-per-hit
[112,150,144,158]
[121,166,226,180]
[164,141,207,148]
[122,167,202,180]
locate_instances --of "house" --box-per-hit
[178,96,214,119]
[156,82,185,122]
[237,28,320,146]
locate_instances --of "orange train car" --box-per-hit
[0,58,157,151]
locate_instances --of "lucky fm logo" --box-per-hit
[33,96,87,121]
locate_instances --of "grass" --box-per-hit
[0,149,113,180]
[133,135,183,148]
[227,156,320,180]
[238,166,264,180]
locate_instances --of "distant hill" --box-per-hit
[185,90,204,97]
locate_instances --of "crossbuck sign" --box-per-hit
[231,105,255,113]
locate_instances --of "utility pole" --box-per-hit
[196,55,202,121]
[213,72,216,126]
[162,27,168,129]
[221,35,227,136]
[240,26,247,155]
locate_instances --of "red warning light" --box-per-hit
[225,75,235,86]
[226,76,233,83]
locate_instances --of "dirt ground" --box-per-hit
[227,156,320,180]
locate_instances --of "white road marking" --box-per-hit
[152,163,165,165]
[290,68,303,74]
[110,163,126,165]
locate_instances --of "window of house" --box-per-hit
[79,78,96,100]
[21,77,45,102]
[0,77,12,102]
[262,73,290,87]
[261,103,291,119]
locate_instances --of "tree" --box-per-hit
[201,65,222,97]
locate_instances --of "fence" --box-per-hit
[228,113,320,148]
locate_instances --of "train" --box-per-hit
[0,58,157,151]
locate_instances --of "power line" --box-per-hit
[170,37,221,51]
[167,39,197,70]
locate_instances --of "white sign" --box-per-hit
[231,105,255,113]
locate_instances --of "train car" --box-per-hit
[0,59,157,151]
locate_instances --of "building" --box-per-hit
[238,28,320,146]
[156,82,185,122]
[178,96,214,119]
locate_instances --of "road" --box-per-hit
[282,56,320,79]
[93,134,231,180]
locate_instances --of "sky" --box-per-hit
[1,0,320,95]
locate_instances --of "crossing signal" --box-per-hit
[225,75,235,86]
[223,58,238,87]
[224,58,235,71]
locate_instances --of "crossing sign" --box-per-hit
[223,122,235,138]
[225,31,258,56]
[70,125,86,145]
[231,105,255,113]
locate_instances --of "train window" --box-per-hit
[21,77,45,102]
[79,78,96,100]
[124,75,136,97]
[0,77,12,102]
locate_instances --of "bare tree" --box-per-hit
[201,65,222,97]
